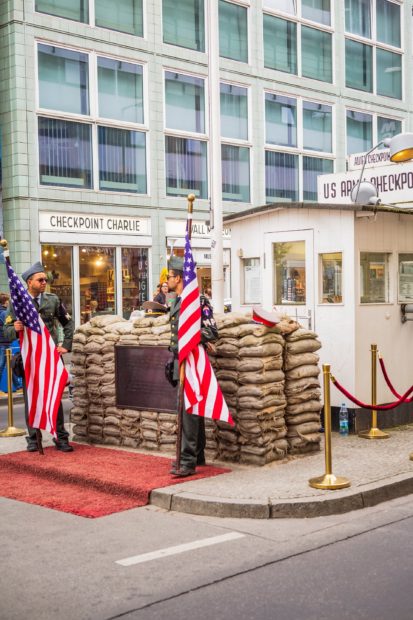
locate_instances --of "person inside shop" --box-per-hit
[4,262,74,453]
[153,282,169,306]
[0,292,20,391]
[166,256,218,478]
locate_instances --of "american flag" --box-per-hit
[178,229,233,424]
[6,262,68,437]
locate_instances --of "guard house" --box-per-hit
[224,200,413,414]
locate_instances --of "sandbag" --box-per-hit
[284,352,319,370]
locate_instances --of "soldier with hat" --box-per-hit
[4,262,74,452]
[167,255,218,477]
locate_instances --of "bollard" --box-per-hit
[0,349,26,437]
[309,364,351,490]
[359,344,390,439]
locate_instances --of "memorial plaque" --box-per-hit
[115,346,177,413]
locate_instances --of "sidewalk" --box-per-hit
[2,421,413,519]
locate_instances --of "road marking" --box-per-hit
[116,532,245,566]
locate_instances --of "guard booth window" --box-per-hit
[273,241,306,305]
[360,252,390,303]
[320,252,342,303]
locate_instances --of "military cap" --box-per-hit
[22,261,46,282]
[168,255,184,272]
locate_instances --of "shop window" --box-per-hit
[221,145,250,202]
[38,44,89,115]
[219,1,248,63]
[165,72,205,134]
[95,0,143,37]
[122,248,149,318]
[163,0,205,52]
[398,254,413,303]
[79,247,116,323]
[265,151,299,202]
[360,252,390,304]
[265,93,297,147]
[41,245,74,317]
[301,26,332,83]
[303,157,333,201]
[98,127,147,193]
[35,0,88,22]
[243,258,261,304]
[303,101,332,152]
[220,83,248,141]
[346,110,372,156]
[320,252,342,303]
[264,14,297,74]
[38,117,92,188]
[97,57,144,124]
[376,49,402,100]
[273,241,306,305]
[165,136,208,198]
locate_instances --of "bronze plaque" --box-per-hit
[115,345,177,413]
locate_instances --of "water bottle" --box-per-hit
[339,403,349,436]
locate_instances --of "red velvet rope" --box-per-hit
[331,375,413,411]
[378,355,412,403]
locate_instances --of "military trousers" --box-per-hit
[22,377,69,446]
[181,410,206,470]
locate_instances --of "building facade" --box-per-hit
[0,0,412,325]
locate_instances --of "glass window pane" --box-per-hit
[35,0,88,22]
[303,101,332,152]
[95,0,143,36]
[274,241,306,305]
[398,254,413,302]
[165,136,208,198]
[221,145,250,202]
[376,49,402,99]
[265,151,298,202]
[41,245,74,318]
[122,248,149,317]
[302,26,332,83]
[302,0,330,26]
[346,110,372,155]
[163,0,205,52]
[38,117,92,188]
[219,0,248,63]
[345,39,372,92]
[377,0,400,47]
[263,0,296,14]
[265,93,297,147]
[377,116,402,145]
[303,157,333,201]
[360,252,390,303]
[79,247,116,323]
[98,57,143,123]
[320,252,342,303]
[165,72,205,133]
[38,44,89,115]
[98,127,147,193]
[243,258,261,304]
[345,0,371,37]
[264,14,297,74]
[220,83,248,140]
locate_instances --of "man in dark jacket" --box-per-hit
[4,262,74,452]
[0,292,19,390]
[167,256,218,477]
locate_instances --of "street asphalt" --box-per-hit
[1,396,413,520]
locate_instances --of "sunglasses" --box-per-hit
[36,278,48,283]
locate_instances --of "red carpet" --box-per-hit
[0,444,230,518]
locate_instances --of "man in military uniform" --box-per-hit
[167,256,218,477]
[4,262,74,452]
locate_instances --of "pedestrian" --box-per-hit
[4,262,74,453]
[153,282,169,306]
[167,256,218,477]
[0,292,20,391]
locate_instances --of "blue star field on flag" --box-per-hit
[183,230,197,286]
[6,263,41,334]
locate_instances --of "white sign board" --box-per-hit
[347,149,391,171]
[318,160,413,205]
[166,219,231,239]
[39,212,151,235]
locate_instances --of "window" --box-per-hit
[320,252,342,303]
[35,0,88,22]
[376,49,402,99]
[122,248,149,318]
[263,0,296,13]
[265,151,298,202]
[79,247,116,323]
[302,0,331,26]
[303,101,332,152]
[219,1,248,63]
[301,26,332,82]
[377,116,401,145]
[97,57,143,124]
[303,157,333,200]
[165,136,208,198]
[220,83,248,140]
[398,254,413,303]
[98,127,146,193]
[346,110,372,155]
[38,117,92,188]
[264,15,297,74]
[265,93,297,147]
[41,245,74,317]
[163,0,205,51]
[345,0,371,37]
[345,39,372,92]
[222,145,250,202]
[360,252,390,303]
[95,0,143,36]
[273,241,306,304]
[243,258,261,304]
[165,72,205,133]
[38,44,89,115]
[377,0,400,47]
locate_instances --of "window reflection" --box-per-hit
[41,245,73,316]
[79,246,116,323]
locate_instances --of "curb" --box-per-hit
[149,471,413,519]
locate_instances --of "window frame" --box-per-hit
[345,106,404,156]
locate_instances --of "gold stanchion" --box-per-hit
[359,344,389,439]
[0,348,26,437]
[309,364,351,490]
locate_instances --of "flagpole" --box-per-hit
[175,194,195,472]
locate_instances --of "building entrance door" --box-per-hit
[263,229,314,330]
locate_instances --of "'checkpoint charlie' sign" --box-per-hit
[318,160,413,206]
